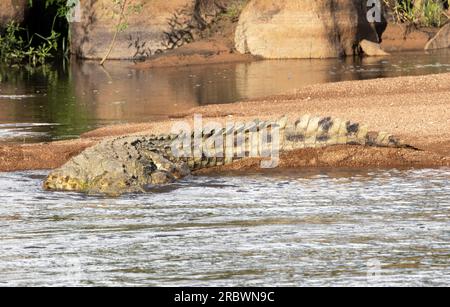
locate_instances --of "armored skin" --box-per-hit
[44,116,413,195]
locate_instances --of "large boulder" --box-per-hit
[425,23,450,50]
[359,39,390,56]
[235,0,379,59]
[0,0,27,28]
[381,24,436,52]
[69,0,229,60]
[70,0,191,59]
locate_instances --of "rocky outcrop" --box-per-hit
[380,24,437,52]
[0,0,27,28]
[359,39,390,56]
[425,23,450,50]
[70,0,189,59]
[69,0,229,60]
[235,0,379,59]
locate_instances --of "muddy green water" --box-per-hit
[0,168,449,286]
[1,49,450,143]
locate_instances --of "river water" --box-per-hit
[0,168,449,287]
[1,51,449,287]
[1,49,450,143]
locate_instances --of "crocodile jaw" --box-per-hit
[43,172,89,193]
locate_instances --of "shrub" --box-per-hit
[0,21,61,66]
[383,0,449,27]
[422,0,446,27]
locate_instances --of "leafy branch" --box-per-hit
[100,0,143,65]
[0,21,60,66]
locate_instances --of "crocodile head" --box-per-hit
[43,136,190,195]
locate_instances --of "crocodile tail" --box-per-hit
[365,131,416,149]
[283,115,416,150]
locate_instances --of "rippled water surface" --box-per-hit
[1,49,450,143]
[0,168,449,287]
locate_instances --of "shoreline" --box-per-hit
[1,72,449,173]
[133,40,258,69]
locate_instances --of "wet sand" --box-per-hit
[1,72,449,172]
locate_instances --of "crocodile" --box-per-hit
[43,115,414,195]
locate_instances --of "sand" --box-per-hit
[1,72,449,172]
[133,40,256,69]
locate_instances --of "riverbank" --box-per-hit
[133,40,257,69]
[1,72,449,172]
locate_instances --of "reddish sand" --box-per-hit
[1,72,449,172]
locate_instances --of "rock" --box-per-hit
[0,0,27,28]
[69,0,229,60]
[359,39,390,56]
[380,23,435,52]
[234,0,379,59]
[70,0,190,60]
[425,23,450,50]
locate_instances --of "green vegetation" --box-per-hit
[384,0,449,27]
[223,0,248,22]
[422,0,448,26]
[0,0,73,67]
[0,21,59,66]
[1,0,144,66]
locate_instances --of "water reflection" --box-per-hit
[0,49,450,143]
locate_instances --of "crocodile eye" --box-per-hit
[144,162,157,174]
